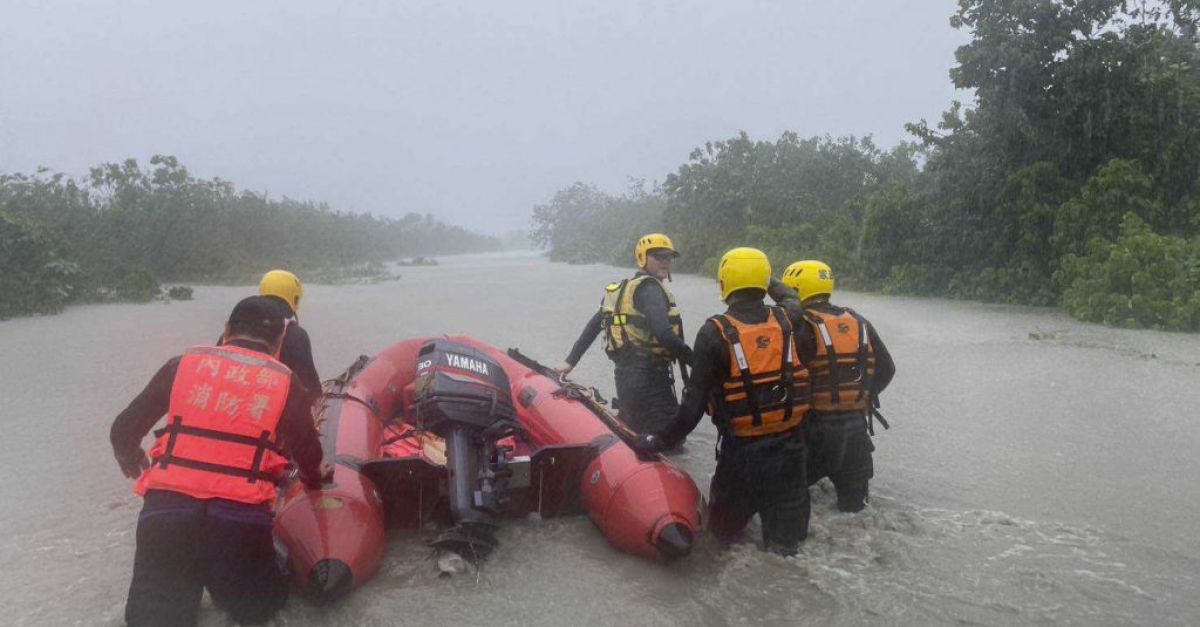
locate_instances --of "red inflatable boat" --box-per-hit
[273,336,702,601]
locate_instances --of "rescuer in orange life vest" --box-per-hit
[110,296,331,627]
[768,260,896,512]
[636,248,813,555]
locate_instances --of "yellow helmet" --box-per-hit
[782,260,834,301]
[717,247,771,301]
[259,269,303,313]
[634,233,679,268]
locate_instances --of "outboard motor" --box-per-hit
[410,339,519,562]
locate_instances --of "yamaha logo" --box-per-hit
[444,353,489,376]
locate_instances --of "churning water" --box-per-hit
[1,251,1197,625]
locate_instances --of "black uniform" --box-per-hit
[769,279,896,512]
[658,295,810,555]
[216,295,321,406]
[564,272,693,435]
[110,338,324,627]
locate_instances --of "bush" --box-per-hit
[1056,213,1200,331]
[166,286,194,300]
[0,212,77,319]
[949,265,1058,306]
[114,266,162,302]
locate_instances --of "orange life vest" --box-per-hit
[710,307,810,438]
[804,307,876,413]
[135,344,293,505]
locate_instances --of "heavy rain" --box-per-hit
[2,1,1199,626]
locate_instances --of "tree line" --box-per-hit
[0,155,499,319]
[532,0,1200,331]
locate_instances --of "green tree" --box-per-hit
[0,212,77,319]
[1057,213,1200,330]
[0,156,499,318]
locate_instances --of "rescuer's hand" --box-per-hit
[553,362,574,379]
[302,461,334,489]
[676,345,695,368]
[117,448,150,479]
[631,433,663,455]
[768,277,797,302]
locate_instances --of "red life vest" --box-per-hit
[710,307,810,438]
[804,308,876,413]
[135,344,293,505]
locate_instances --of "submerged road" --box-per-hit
[1,251,1197,626]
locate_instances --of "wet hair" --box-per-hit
[226,296,286,343]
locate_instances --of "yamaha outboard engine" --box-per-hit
[410,339,519,563]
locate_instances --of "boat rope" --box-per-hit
[322,391,382,421]
[551,382,609,406]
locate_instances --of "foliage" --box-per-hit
[113,265,163,302]
[1057,213,1200,331]
[897,0,1200,308]
[303,261,401,284]
[532,0,1200,331]
[166,286,194,301]
[662,133,918,275]
[0,156,499,319]
[531,181,666,266]
[0,211,78,319]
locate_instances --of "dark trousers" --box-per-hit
[613,360,679,435]
[806,412,875,512]
[708,431,810,556]
[125,490,289,627]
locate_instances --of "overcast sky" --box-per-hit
[1,1,970,234]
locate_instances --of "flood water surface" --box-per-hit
[1,252,1197,625]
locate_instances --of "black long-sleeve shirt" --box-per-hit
[110,339,325,484]
[278,323,321,405]
[215,296,321,406]
[564,272,693,367]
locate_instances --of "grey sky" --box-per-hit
[1,1,969,234]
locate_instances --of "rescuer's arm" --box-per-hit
[110,357,181,478]
[558,309,604,374]
[867,324,895,396]
[634,280,694,366]
[768,277,804,325]
[767,278,816,361]
[276,375,327,488]
[656,385,707,450]
[281,324,322,406]
[656,321,723,448]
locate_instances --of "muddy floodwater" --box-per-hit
[1,251,1198,626]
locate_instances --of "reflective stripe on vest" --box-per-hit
[600,275,684,359]
[804,308,876,413]
[135,345,293,505]
[710,307,810,438]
